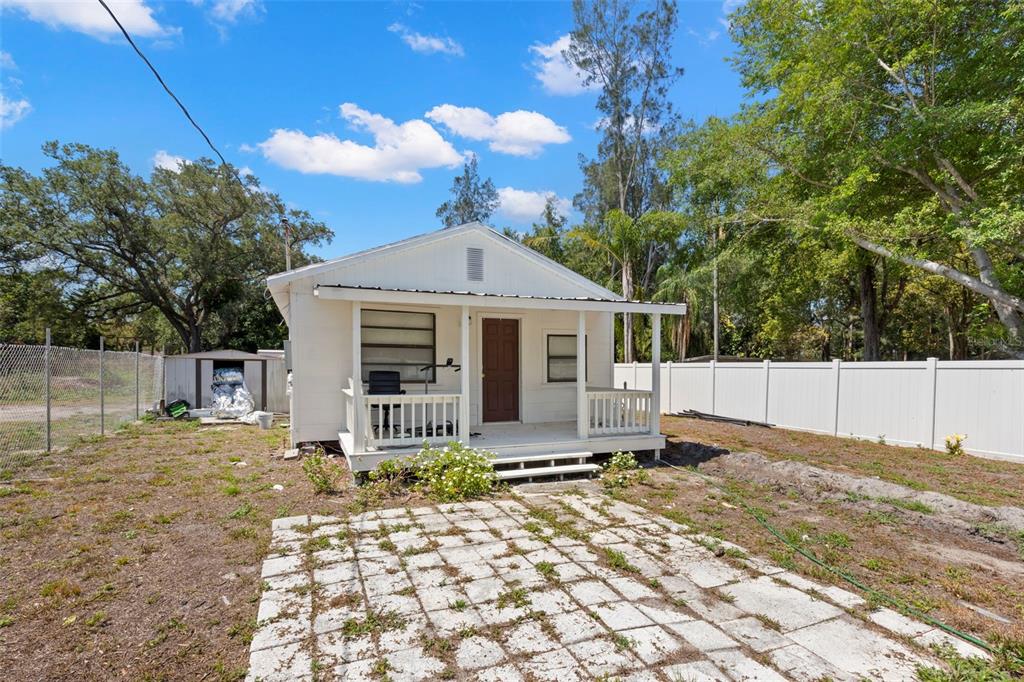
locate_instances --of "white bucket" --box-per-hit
[256,412,274,429]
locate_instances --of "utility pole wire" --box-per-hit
[95,0,248,194]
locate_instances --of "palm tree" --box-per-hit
[569,208,683,361]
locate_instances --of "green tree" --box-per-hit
[0,141,331,352]
[567,0,684,360]
[729,0,1024,352]
[435,156,499,228]
[522,196,568,263]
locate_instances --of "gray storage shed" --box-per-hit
[164,349,289,413]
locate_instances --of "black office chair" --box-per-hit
[367,371,404,436]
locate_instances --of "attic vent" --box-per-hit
[466,247,484,281]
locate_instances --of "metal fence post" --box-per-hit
[160,344,166,411]
[99,336,105,436]
[45,328,52,452]
[135,340,140,420]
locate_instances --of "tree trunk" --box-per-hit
[967,244,1024,345]
[186,320,203,353]
[677,313,690,361]
[859,263,881,361]
[944,299,970,360]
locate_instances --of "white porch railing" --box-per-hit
[344,378,461,450]
[586,387,653,436]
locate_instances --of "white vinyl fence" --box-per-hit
[614,359,1024,463]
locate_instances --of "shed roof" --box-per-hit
[171,349,265,360]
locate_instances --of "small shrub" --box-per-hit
[945,433,967,457]
[600,451,648,490]
[369,458,410,491]
[412,441,496,502]
[302,452,344,495]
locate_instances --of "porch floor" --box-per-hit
[471,421,580,448]
[340,419,665,472]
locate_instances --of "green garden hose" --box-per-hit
[656,460,1011,660]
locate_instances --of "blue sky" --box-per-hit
[1,0,744,260]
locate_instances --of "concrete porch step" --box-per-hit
[490,451,593,467]
[495,462,601,481]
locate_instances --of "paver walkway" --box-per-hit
[248,490,986,681]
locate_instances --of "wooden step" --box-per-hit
[495,463,601,481]
[490,451,593,467]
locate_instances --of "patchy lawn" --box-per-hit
[634,415,1024,656]
[1,416,1021,680]
[0,421,350,680]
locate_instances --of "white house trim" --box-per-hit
[314,284,686,315]
[268,222,621,301]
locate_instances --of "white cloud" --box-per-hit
[497,187,571,223]
[529,34,597,96]
[2,0,176,40]
[1,52,16,70]
[210,0,261,23]
[258,103,464,183]
[719,0,746,29]
[387,23,463,56]
[0,92,31,129]
[153,150,187,171]
[238,142,257,153]
[687,26,721,46]
[426,104,570,157]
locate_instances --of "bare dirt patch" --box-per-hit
[634,417,1024,650]
[662,414,1024,508]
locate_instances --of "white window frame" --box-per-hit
[543,331,587,384]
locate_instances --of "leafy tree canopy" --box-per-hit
[1,141,332,352]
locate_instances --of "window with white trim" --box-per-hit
[546,334,586,383]
[361,309,436,382]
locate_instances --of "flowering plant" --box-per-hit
[412,441,496,502]
[601,451,648,490]
[944,433,966,456]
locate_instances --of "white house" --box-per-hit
[267,222,685,478]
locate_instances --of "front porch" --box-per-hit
[316,286,681,474]
[340,408,666,472]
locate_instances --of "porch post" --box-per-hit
[459,305,471,444]
[351,301,363,452]
[651,313,661,440]
[577,310,587,439]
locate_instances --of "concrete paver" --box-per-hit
[246,490,954,681]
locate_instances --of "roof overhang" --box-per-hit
[314,284,686,315]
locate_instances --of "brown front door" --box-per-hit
[482,318,519,422]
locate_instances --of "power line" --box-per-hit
[95,0,246,191]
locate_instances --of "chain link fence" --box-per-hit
[0,333,164,475]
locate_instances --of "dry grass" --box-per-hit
[0,420,348,680]
[634,417,1024,650]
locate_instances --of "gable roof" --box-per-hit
[266,221,621,301]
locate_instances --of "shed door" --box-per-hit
[482,318,519,422]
